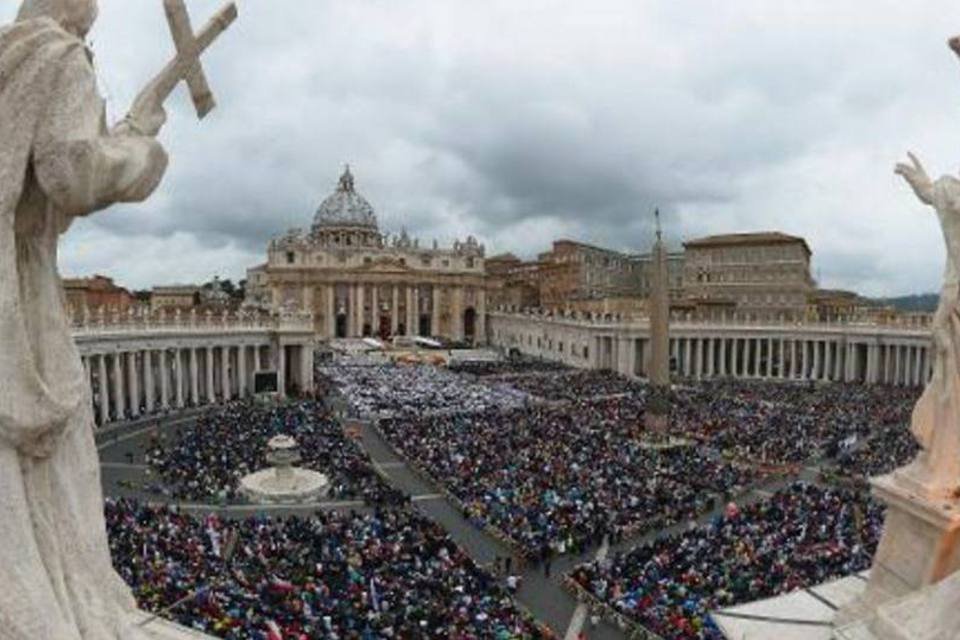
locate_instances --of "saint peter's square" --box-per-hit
[5,2,960,640]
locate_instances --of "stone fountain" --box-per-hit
[240,435,330,504]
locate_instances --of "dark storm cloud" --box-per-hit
[3,0,959,294]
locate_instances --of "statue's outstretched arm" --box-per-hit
[896,152,935,206]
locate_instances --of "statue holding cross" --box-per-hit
[0,1,235,638]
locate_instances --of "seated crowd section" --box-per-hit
[107,500,549,639]
[101,354,925,640]
[567,483,883,639]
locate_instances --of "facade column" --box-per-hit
[358,283,367,337]
[144,350,155,413]
[884,345,893,384]
[683,337,692,377]
[97,354,110,425]
[391,286,399,336]
[277,344,287,398]
[301,344,314,393]
[413,286,422,337]
[112,353,125,420]
[405,286,415,336]
[432,286,442,338]
[751,339,760,377]
[477,289,487,345]
[371,285,379,337]
[127,351,139,418]
[326,284,336,339]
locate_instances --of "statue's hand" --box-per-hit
[896,152,934,205]
[118,81,168,138]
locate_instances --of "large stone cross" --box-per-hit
[161,0,238,119]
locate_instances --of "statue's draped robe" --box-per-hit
[0,17,166,640]
[907,176,960,491]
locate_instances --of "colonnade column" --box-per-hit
[371,286,379,336]
[221,345,231,400]
[159,350,170,410]
[238,345,248,398]
[477,289,487,344]
[97,354,110,425]
[204,346,214,402]
[718,338,727,377]
[127,352,139,417]
[189,348,199,405]
[730,338,740,378]
[112,353,125,420]
[144,350,155,413]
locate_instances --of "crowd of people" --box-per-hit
[145,400,389,504]
[448,359,570,377]
[380,398,758,558]
[495,370,648,403]
[106,499,549,639]
[834,422,920,480]
[569,483,884,640]
[317,363,530,417]
[669,381,918,464]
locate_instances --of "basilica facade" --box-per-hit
[247,167,489,343]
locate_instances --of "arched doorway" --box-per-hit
[398,322,406,336]
[419,315,432,337]
[463,307,477,342]
[336,314,348,338]
[379,315,391,340]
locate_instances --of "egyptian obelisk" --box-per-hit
[645,209,670,431]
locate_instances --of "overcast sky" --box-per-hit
[6,1,960,296]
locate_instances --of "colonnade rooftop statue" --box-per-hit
[0,0,234,637]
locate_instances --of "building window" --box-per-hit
[286,252,295,264]
[467,257,475,268]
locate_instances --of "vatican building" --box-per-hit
[246,167,489,343]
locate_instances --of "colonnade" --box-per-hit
[664,336,931,386]
[78,342,315,426]
[490,312,934,389]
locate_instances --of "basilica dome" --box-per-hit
[312,166,379,233]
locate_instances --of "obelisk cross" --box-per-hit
[162,0,238,119]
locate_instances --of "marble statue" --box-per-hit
[894,151,960,497]
[0,0,234,638]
